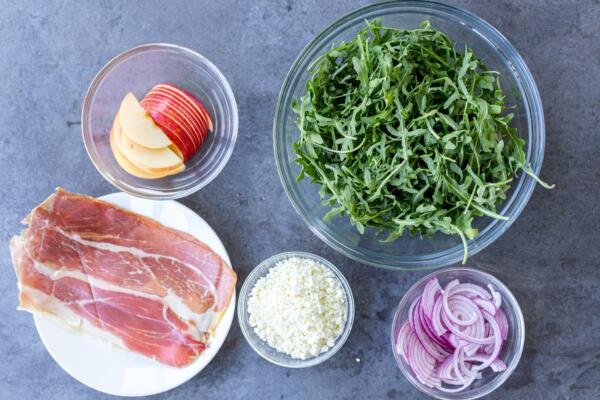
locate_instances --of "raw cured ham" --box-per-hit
[10,188,236,367]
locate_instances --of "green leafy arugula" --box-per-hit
[291,19,553,263]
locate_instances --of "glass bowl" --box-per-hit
[238,251,355,368]
[82,43,238,200]
[273,1,545,269]
[391,267,525,399]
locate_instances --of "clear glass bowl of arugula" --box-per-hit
[274,1,549,270]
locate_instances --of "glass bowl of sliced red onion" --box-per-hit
[391,267,525,399]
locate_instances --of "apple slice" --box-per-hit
[118,92,172,148]
[153,83,213,132]
[169,144,184,161]
[141,106,196,161]
[145,88,209,143]
[110,124,159,179]
[143,94,202,146]
[140,96,201,150]
[144,91,207,145]
[154,83,213,133]
[110,117,182,179]
[113,114,184,174]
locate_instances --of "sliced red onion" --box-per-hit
[431,296,446,336]
[452,346,469,384]
[490,358,507,372]
[438,332,453,349]
[421,278,442,317]
[458,352,479,381]
[408,296,418,331]
[470,310,502,371]
[483,319,506,355]
[495,308,509,341]
[447,333,459,348]
[441,348,481,392]
[488,283,502,308]
[404,326,441,388]
[412,298,450,361]
[437,356,455,380]
[473,297,497,315]
[438,356,482,387]
[482,339,504,356]
[395,276,510,394]
[442,297,493,345]
[464,353,507,372]
[436,375,477,393]
[442,319,488,346]
[461,341,480,357]
[448,295,481,325]
[450,282,493,300]
[419,301,454,353]
[396,321,412,357]
[443,284,479,326]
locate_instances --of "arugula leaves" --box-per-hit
[291,20,552,263]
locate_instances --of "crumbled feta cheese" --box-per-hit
[247,257,347,360]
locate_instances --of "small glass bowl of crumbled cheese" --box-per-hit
[238,251,355,367]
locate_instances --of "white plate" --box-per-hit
[33,192,236,396]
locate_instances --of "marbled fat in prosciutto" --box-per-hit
[10,188,236,367]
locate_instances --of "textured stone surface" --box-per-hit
[0,0,598,399]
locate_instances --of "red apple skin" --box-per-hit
[140,106,194,160]
[155,84,213,132]
[148,111,193,160]
[144,91,207,145]
[141,97,201,148]
[145,89,208,144]
[149,86,210,142]
[177,86,214,132]
[140,97,198,156]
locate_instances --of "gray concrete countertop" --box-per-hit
[0,1,598,399]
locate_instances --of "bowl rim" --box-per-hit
[82,42,238,200]
[237,251,355,368]
[273,0,546,270]
[389,266,525,399]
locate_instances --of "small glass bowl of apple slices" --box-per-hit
[82,43,238,200]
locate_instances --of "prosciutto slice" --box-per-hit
[10,188,237,367]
